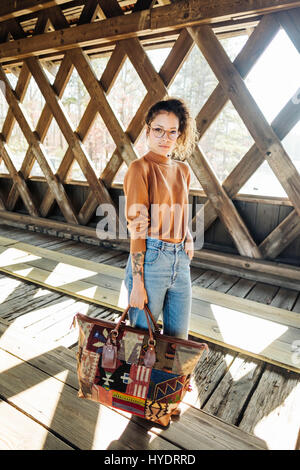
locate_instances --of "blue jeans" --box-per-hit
[124,237,192,339]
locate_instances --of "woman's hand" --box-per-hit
[130,279,148,310]
[184,232,194,260]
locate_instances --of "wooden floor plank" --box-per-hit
[185,342,237,409]
[239,364,300,450]
[0,325,267,450]
[0,286,63,321]
[207,273,240,293]
[270,287,299,310]
[202,354,264,424]
[192,285,300,329]
[0,236,19,247]
[245,282,279,304]
[291,293,300,313]
[0,227,297,450]
[10,242,125,278]
[0,399,73,450]
[193,270,222,288]
[0,348,181,451]
[226,278,256,298]
[189,306,298,373]
[0,238,298,372]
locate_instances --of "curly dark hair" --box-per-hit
[145,97,199,161]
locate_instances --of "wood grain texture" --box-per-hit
[0,324,268,450]
[0,238,298,372]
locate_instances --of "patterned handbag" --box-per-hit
[73,305,208,427]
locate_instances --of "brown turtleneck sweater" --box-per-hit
[123,150,191,253]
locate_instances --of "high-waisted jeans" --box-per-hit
[124,237,192,339]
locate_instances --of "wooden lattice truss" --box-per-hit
[0,0,299,261]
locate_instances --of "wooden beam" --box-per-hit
[24,55,122,225]
[34,4,132,229]
[1,1,300,62]
[277,7,300,53]
[2,15,73,216]
[0,25,265,70]
[67,48,138,166]
[193,11,300,256]
[1,0,300,25]
[39,101,97,217]
[191,14,281,232]
[1,62,31,153]
[74,0,190,224]
[188,24,300,222]
[79,28,194,224]
[18,4,123,223]
[6,54,74,213]
[259,209,300,259]
[256,8,300,259]
[77,0,100,25]
[0,0,75,23]
[0,137,39,217]
[199,85,300,233]
[195,14,280,137]
[0,209,131,251]
[190,146,262,258]
[0,63,79,224]
[132,0,157,12]
[119,37,166,97]
[98,0,124,17]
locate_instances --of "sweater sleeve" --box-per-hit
[123,161,150,253]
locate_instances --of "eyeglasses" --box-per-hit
[149,126,180,141]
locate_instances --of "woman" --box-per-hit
[123,97,198,340]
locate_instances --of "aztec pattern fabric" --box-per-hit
[74,312,208,427]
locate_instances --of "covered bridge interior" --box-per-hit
[0,0,299,451]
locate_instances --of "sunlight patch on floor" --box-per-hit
[0,247,40,267]
[211,304,288,354]
[12,298,75,329]
[9,266,34,277]
[92,405,136,450]
[253,382,300,450]
[45,263,97,285]
[77,285,99,297]
[32,287,55,299]
[0,278,23,303]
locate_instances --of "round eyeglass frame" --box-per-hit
[148,125,180,141]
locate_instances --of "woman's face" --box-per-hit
[146,111,180,157]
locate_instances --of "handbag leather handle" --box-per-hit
[109,304,161,344]
[114,304,160,334]
[142,304,161,334]
[106,304,158,368]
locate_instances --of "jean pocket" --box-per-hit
[144,246,161,264]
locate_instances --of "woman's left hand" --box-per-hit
[184,234,194,261]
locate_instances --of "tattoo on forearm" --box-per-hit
[132,251,146,281]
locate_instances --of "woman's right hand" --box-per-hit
[129,280,148,310]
